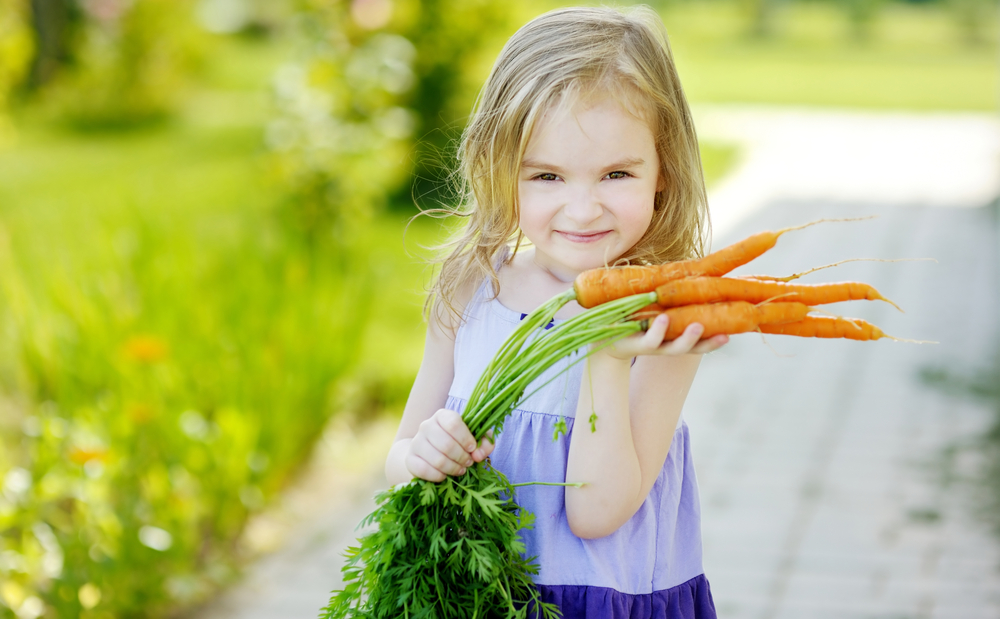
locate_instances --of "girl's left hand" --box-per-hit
[605,313,728,359]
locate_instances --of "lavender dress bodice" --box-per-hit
[444,282,717,618]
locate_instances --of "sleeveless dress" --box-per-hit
[445,281,718,619]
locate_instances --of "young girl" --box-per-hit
[385,6,727,618]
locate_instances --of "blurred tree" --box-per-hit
[26,0,81,88]
[841,0,884,40]
[39,0,207,130]
[740,0,783,37]
[0,0,33,143]
[267,3,414,245]
[948,0,994,45]
[398,0,525,210]
[268,0,527,245]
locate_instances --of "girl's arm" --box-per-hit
[385,295,494,486]
[564,316,724,539]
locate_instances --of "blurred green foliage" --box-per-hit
[947,0,996,45]
[664,0,998,110]
[0,0,33,145]
[266,0,532,227]
[0,0,994,617]
[42,0,207,130]
[0,36,379,616]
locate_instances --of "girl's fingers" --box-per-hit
[641,314,670,350]
[421,422,474,468]
[689,334,729,355]
[410,409,478,478]
[472,434,496,462]
[607,315,709,358]
[410,438,468,476]
[659,322,704,354]
[404,453,448,483]
[434,409,478,455]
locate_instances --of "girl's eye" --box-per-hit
[535,173,559,181]
[606,171,630,180]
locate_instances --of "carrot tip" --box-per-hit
[886,336,937,344]
[879,295,904,313]
[755,330,795,358]
[776,215,878,236]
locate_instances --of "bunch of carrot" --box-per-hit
[573,219,905,342]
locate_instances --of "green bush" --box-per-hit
[0,128,373,617]
[267,0,531,230]
[40,0,207,130]
[0,0,33,144]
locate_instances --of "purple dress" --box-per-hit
[445,283,717,619]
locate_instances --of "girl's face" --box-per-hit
[517,94,660,281]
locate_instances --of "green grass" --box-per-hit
[661,1,998,110]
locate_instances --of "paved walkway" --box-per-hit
[691,105,1000,618]
[690,204,1000,618]
[189,107,1000,619]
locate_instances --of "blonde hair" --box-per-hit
[424,5,709,322]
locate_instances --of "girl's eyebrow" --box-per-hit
[520,157,647,171]
[520,159,564,172]
[602,157,646,170]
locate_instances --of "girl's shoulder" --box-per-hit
[436,245,515,336]
[431,276,482,341]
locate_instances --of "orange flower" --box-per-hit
[69,446,109,465]
[122,335,169,364]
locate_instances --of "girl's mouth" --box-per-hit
[557,230,611,243]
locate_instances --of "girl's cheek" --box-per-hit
[616,199,655,240]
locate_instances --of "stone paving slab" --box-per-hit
[686,202,1000,619]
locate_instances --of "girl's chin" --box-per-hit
[538,253,623,278]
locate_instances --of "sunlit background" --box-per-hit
[0,0,997,617]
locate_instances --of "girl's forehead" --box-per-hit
[534,86,653,137]
[529,92,652,143]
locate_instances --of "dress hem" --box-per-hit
[532,574,717,619]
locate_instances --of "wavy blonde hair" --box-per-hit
[423,5,709,322]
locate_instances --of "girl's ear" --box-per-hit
[656,173,667,193]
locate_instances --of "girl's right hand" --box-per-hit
[405,408,495,482]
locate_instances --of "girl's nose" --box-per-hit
[563,185,603,225]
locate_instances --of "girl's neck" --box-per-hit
[496,248,586,318]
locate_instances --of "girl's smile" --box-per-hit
[517,93,661,281]
[556,230,611,243]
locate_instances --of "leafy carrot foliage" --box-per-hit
[321,465,552,619]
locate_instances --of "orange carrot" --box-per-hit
[654,277,901,311]
[636,301,810,340]
[758,316,887,340]
[574,218,860,308]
